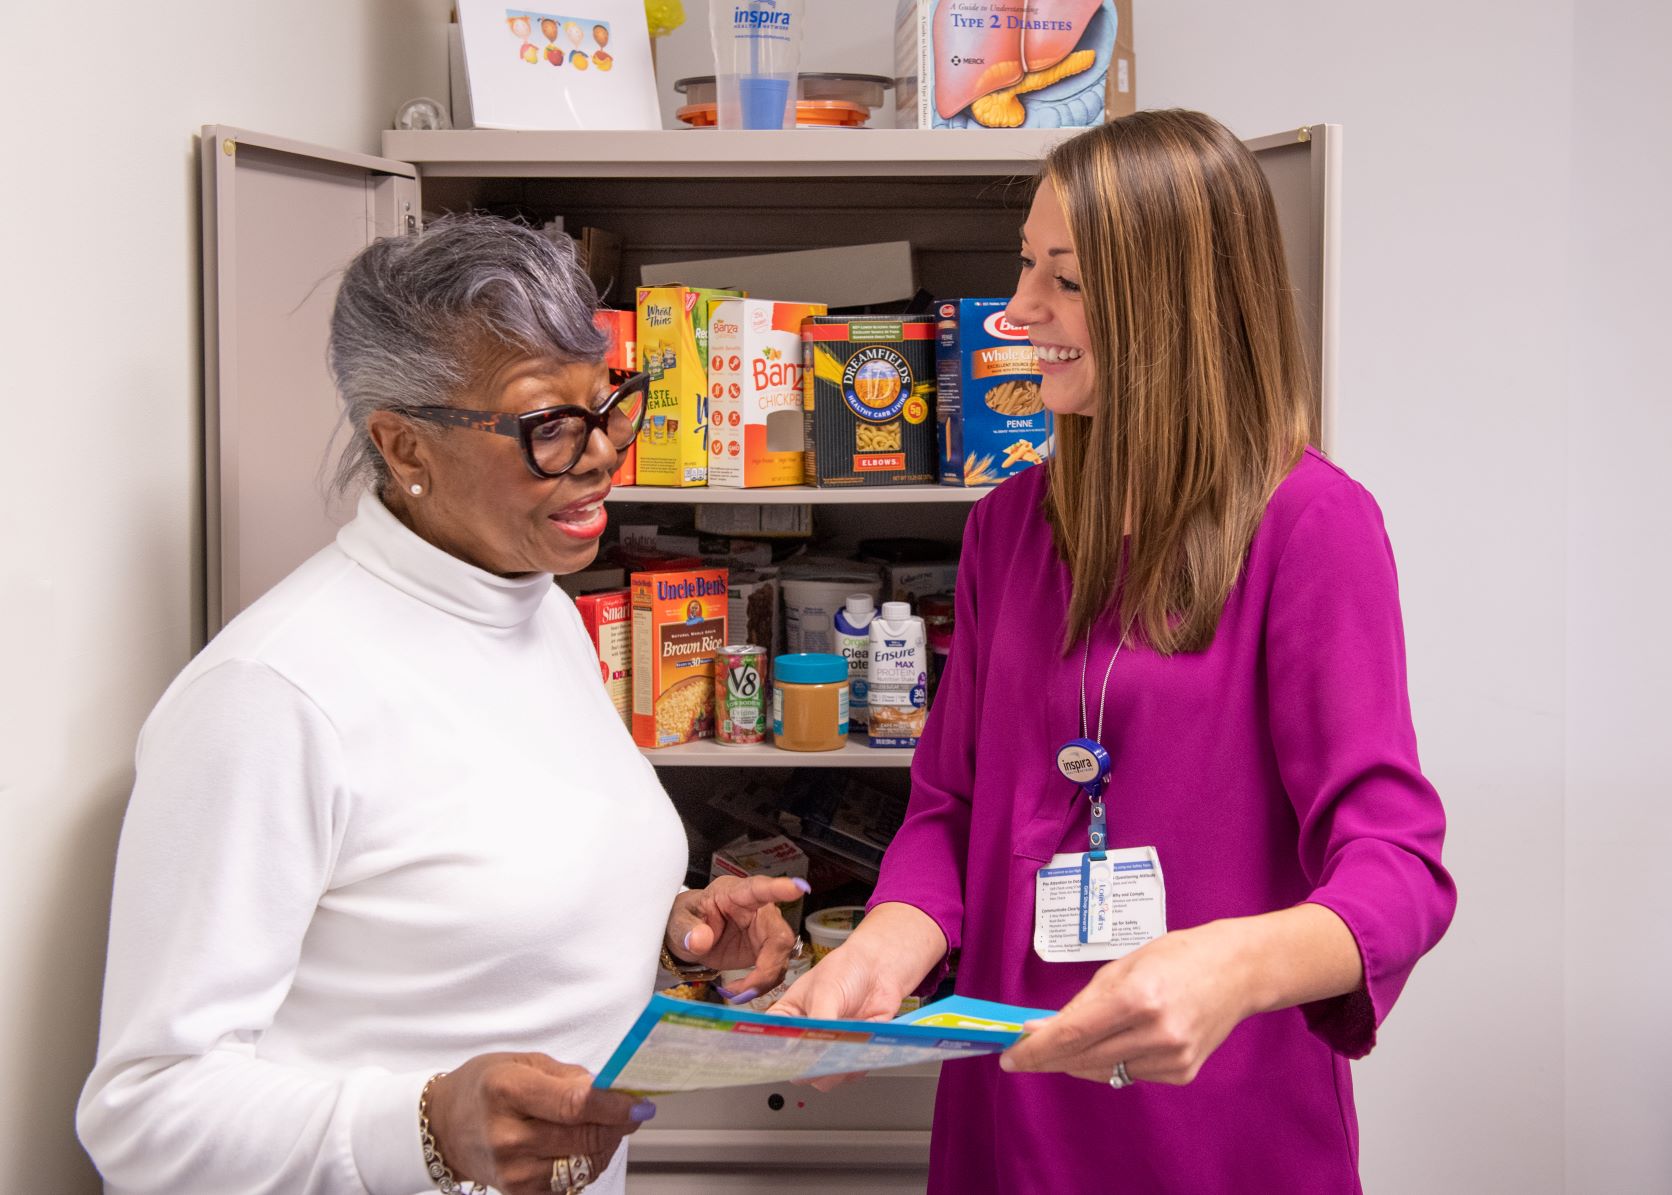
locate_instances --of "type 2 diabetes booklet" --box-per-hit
[594,994,1052,1094]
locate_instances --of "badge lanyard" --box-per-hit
[1055,629,1128,944]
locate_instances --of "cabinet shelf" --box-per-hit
[382,128,1081,179]
[608,484,985,506]
[641,734,914,768]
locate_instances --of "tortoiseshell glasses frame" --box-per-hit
[401,370,649,479]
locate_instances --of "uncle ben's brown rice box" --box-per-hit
[632,568,729,748]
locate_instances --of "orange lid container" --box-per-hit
[676,100,869,129]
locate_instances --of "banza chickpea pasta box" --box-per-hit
[707,299,828,487]
[936,298,1051,486]
[631,568,729,747]
[802,316,938,487]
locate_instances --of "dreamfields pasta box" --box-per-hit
[936,299,1051,486]
[894,0,1134,130]
[802,316,938,488]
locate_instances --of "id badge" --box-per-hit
[1033,847,1167,963]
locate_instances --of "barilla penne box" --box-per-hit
[802,316,938,487]
[631,567,729,748]
[707,299,828,487]
[595,309,638,487]
[635,285,743,487]
[574,588,631,729]
[894,0,1134,130]
[936,298,1051,486]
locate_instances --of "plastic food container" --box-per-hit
[771,653,849,752]
[805,906,865,962]
[676,100,868,129]
[674,73,892,125]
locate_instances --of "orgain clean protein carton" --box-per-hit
[936,298,1051,486]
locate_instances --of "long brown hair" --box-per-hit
[1043,109,1314,655]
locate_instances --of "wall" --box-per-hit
[0,2,449,1188]
[1564,2,1672,1190]
[3,2,1663,1191]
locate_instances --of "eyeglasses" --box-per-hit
[401,371,649,479]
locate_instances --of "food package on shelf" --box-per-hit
[802,316,938,487]
[631,567,728,747]
[574,588,632,728]
[707,298,828,488]
[936,298,1052,486]
[596,308,638,486]
[894,0,1134,130]
[635,284,743,487]
[883,560,959,606]
[728,569,783,663]
[695,503,815,539]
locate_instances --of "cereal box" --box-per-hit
[894,0,1134,130]
[635,285,743,487]
[936,298,1052,486]
[595,309,638,487]
[802,316,938,487]
[707,299,828,487]
[575,588,631,729]
[631,567,729,747]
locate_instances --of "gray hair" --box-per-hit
[326,212,609,496]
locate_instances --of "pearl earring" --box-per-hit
[410,483,423,496]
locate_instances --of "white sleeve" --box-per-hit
[77,660,435,1195]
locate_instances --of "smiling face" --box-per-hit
[1006,177,1096,418]
[369,353,619,578]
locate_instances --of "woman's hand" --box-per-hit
[424,1053,654,1194]
[664,874,808,1003]
[1000,907,1362,1086]
[770,902,946,1091]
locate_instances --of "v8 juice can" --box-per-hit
[715,644,768,745]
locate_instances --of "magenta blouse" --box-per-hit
[868,448,1455,1194]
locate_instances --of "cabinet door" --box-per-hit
[200,125,419,637]
[1248,125,1341,447]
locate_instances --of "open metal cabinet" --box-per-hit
[200,121,1339,1189]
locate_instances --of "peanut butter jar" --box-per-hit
[771,653,849,752]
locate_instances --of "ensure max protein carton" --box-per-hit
[894,0,1135,130]
[936,299,1051,486]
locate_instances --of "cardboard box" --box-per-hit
[885,561,959,606]
[894,0,1134,129]
[635,285,743,487]
[935,298,1052,486]
[596,309,638,487]
[728,571,782,662]
[710,833,809,932]
[556,565,627,599]
[802,316,939,488]
[631,567,729,747]
[575,589,632,729]
[708,299,829,488]
[642,242,917,311]
[695,503,815,538]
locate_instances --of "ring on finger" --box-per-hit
[1108,1060,1134,1089]
[550,1155,594,1192]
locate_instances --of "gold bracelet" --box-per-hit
[659,942,720,982]
[419,1072,485,1195]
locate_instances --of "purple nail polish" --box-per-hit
[681,930,694,953]
[714,984,736,1000]
[630,1101,657,1122]
[725,988,761,1005]
[790,877,812,895]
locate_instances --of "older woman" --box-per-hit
[776,111,1455,1193]
[77,215,799,1195]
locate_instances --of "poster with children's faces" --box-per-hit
[458,0,660,130]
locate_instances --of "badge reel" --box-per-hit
[1031,739,1168,964]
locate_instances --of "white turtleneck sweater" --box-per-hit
[78,492,688,1194]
